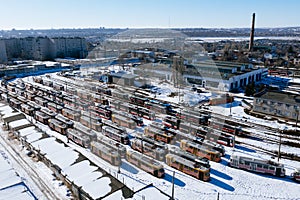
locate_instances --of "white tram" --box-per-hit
[291,168,300,182]
[229,154,285,177]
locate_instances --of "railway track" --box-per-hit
[236,140,300,162]
[0,130,66,200]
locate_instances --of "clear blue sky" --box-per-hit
[0,0,299,30]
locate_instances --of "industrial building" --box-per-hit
[132,60,267,92]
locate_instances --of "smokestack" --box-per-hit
[249,13,255,52]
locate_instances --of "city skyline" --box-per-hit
[0,0,299,30]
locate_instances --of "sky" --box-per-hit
[0,0,299,30]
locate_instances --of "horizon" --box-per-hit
[2,25,300,31]
[0,0,299,30]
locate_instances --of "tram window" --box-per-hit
[269,167,275,170]
[263,165,268,169]
[244,161,250,165]
[257,164,262,168]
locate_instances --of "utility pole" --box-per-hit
[278,129,282,162]
[296,108,299,131]
[118,145,121,173]
[229,101,232,116]
[171,171,175,200]
[141,138,144,154]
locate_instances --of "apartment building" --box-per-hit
[0,37,87,63]
[253,91,300,121]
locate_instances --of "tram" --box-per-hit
[102,126,130,145]
[126,149,165,178]
[131,138,166,161]
[48,118,68,135]
[91,141,121,166]
[229,154,285,177]
[66,128,91,148]
[165,154,210,181]
[180,140,221,162]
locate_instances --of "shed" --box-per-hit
[109,72,137,86]
[2,112,25,125]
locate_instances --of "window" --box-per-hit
[294,105,298,110]
[257,164,262,168]
[278,110,282,114]
[269,108,273,112]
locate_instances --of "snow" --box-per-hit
[16,120,114,199]
[63,160,98,180]
[17,126,36,137]
[0,185,36,200]
[0,149,36,200]
[24,131,43,143]
[0,105,14,115]
[74,171,103,186]
[8,119,31,130]
[103,186,171,200]
[0,168,22,189]
[1,111,23,120]
[81,177,112,199]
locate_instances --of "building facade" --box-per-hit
[0,37,87,63]
[253,91,300,121]
[132,61,267,92]
[0,40,7,63]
